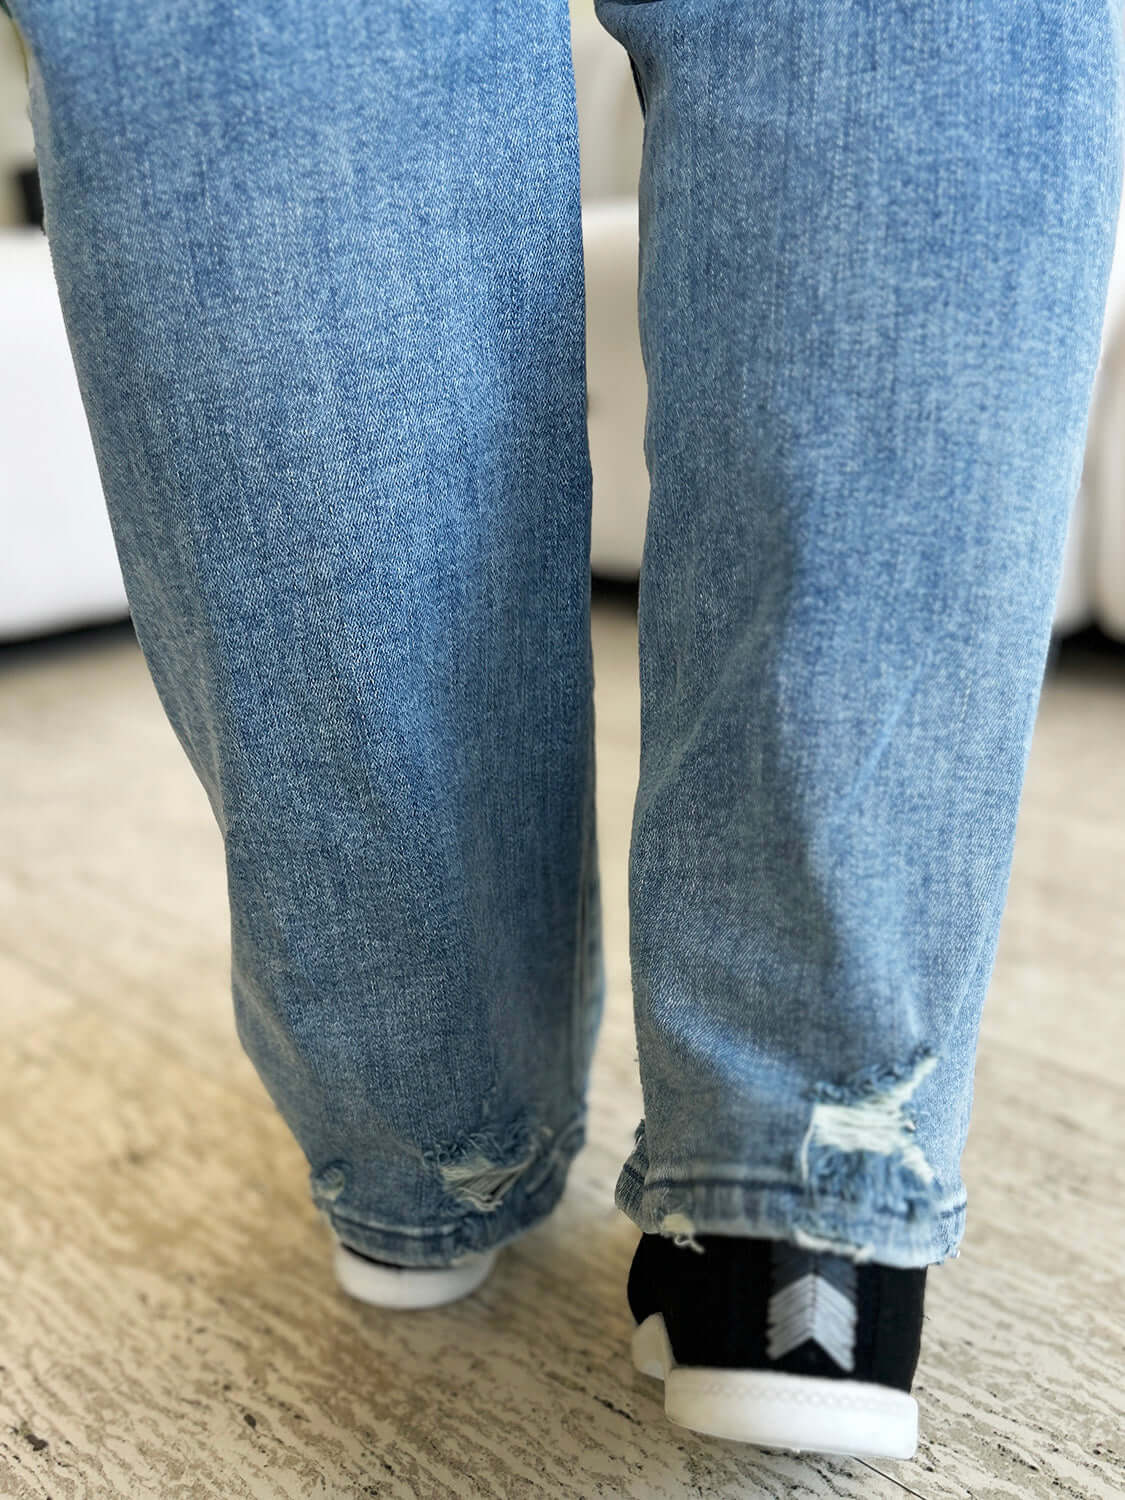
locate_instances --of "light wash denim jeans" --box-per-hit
[7,0,1122,1269]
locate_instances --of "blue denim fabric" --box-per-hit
[8,0,1122,1269]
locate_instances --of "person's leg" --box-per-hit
[595,0,1123,1267]
[10,0,603,1267]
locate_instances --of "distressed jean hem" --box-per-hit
[614,1160,966,1269]
[312,1117,587,1268]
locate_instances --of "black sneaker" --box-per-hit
[627,1232,926,1459]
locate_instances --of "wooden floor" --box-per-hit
[1,591,1123,1499]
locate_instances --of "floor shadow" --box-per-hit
[1047,624,1125,687]
[0,614,136,672]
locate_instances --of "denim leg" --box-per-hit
[12,0,603,1265]
[595,0,1124,1265]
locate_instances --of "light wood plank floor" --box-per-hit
[1,592,1122,1499]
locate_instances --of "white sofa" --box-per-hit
[2,16,1123,638]
[1,229,128,639]
[1056,188,1125,638]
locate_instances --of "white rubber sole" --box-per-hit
[333,1239,498,1310]
[632,1313,918,1460]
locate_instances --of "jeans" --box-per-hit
[7,0,1122,1269]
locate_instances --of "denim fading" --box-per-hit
[7,0,1122,1268]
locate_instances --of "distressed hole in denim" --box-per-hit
[426,1120,560,1214]
[310,1160,350,1206]
[437,1153,536,1212]
[800,1049,938,1220]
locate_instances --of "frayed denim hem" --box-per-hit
[310,1114,586,1269]
[614,1159,967,1270]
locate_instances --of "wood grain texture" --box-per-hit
[1,606,1122,1499]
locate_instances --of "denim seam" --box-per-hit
[616,1160,967,1224]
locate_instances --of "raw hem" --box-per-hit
[614,1159,966,1269]
[315,1121,585,1269]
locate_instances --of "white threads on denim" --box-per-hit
[800,1052,938,1187]
[662,1211,705,1253]
[793,1225,876,1265]
[437,1154,537,1212]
